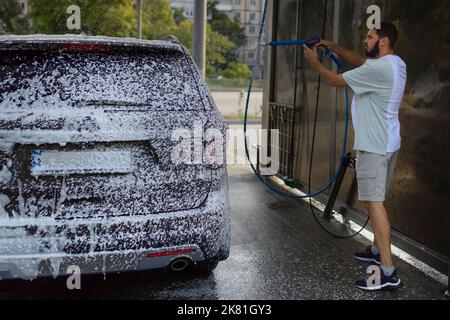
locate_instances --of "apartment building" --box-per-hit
[170,0,195,20]
[170,0,234,20]
[228,0,264,72]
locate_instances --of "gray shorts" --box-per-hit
[356,150,399,202]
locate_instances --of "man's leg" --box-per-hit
[370,236,380,257]
[355,201,401,290]
[364,201,393,267]
[355,151,401,290]
[373,237,379,252]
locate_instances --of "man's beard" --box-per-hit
[365,40,380,58]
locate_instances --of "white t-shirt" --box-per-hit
[343,55,407,155]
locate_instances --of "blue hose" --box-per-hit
[243,0,350,200]
[269,35,321,47]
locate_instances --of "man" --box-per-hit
[303,22,406,291]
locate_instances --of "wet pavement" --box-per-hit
[0,167,446,300]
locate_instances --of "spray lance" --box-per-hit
[267,35,344,77]
[244,0,370,238]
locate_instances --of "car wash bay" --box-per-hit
[0,0,448,301]
[0,164,445,300]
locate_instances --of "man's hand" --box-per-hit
[316,39,367,67]
[302,44,347,88]
[317,39,336,50]
[303,45,319,63]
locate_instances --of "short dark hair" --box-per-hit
[375,22,399,48]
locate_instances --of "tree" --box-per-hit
[172,7,186,25]
[172,19,192,49]
[28,0,180,39]
[172,3,251,78]
[206,0,250,78]
[0,0,29,34]
[172,19,235,77]
[141,0,177,40]
[220,61,251,79]
[207,0,246,48]
[28,0,136,36]
[26,0,249,78]
[206,23,236,75]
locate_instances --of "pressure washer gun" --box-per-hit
[266,35,344,72]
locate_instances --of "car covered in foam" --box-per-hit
[0,35,230,279]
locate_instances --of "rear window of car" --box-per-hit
[0,50,204,111]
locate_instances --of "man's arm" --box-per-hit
[319,40,366,68]
[303,45,347,88]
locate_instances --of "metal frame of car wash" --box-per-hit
[260,0,450,292]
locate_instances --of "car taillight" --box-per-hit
[146,249,195,258]
[59,43,110,52]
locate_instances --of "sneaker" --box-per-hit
[355,268,402,291]
[354,245,381,265]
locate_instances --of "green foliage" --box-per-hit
[172,7,186,25]
[206,23,236,75]
[207,0,246,48]
[220,61,251,79]
[27,0,180,39]
[0,0,30,34]
[172,1,249,78]
[172,19,236,77]
[24,0,249,79]
[141,0,177,40]
[172,19,192,49]
[207,0,246,68]
[28,0,136,36]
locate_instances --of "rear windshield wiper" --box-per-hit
[83,100,148,107]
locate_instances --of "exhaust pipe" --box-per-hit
[169,257,192,271]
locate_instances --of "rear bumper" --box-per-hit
[0,170,230,280]
[0,245,206,280]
